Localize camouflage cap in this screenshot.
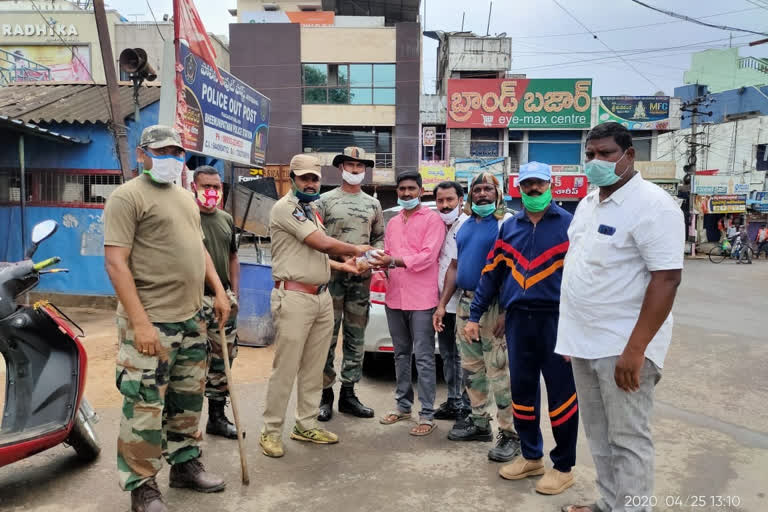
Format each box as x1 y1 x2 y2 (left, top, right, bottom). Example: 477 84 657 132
139 124 183 149
332 146 375 169
290 154 321 177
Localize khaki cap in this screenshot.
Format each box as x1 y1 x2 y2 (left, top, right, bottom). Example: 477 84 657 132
140 124 183 149
290 154 321 177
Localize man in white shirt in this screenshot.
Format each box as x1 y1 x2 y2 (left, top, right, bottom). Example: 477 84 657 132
557 122 684 512
433 181 470 420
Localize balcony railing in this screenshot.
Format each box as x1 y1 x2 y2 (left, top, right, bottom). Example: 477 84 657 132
738 56 768 74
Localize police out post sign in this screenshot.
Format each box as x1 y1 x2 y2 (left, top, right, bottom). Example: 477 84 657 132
177 42 271 167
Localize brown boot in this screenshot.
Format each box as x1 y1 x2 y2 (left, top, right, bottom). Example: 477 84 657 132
169 458 226 493
130 478 167 512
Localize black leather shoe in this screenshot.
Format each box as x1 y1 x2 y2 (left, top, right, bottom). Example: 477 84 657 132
488 429 522 462
169 458 226 493
433 401 458 420
131 478 167 512
338 385 374 418
318 387 334 422
447 417 493 441
206 399 240 439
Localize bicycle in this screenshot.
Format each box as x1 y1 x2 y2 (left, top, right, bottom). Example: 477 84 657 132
709 237 753 264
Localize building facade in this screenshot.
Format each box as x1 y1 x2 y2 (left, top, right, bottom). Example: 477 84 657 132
229 0 421 205
684 48 768 94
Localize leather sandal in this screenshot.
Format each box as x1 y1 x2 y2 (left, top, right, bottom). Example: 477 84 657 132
409 420 436 436
379 410 412 424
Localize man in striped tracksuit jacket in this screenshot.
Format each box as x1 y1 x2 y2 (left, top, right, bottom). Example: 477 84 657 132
463 161 579 496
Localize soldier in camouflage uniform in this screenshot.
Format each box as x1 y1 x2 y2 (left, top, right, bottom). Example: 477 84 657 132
104 125 230 512
193 166 241 440
433 172 520 463
315 147 385 421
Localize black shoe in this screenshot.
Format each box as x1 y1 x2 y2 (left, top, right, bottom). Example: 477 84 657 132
433 401 458 420
447 417 492 441
206 399 240 439
488 430 522 462
318 387 334 422
169 458 226 493
338 385 374 418
131 478 167 512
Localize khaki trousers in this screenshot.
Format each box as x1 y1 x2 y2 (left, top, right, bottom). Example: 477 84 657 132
262 287 334 435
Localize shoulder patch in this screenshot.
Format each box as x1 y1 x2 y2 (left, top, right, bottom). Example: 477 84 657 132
292 206 307 222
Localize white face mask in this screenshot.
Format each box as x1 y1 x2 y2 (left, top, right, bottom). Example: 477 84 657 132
439 205 461 225
143 151 185 184
342 170 365 185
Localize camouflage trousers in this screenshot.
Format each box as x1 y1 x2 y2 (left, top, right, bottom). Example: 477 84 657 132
456 290 515 432
115 313 207 491
202 291 239 402
323 271 371 388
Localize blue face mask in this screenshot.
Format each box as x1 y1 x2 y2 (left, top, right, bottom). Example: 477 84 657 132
584 151 629 187
471 202 497 217
291 180 320 202
397 197 420 210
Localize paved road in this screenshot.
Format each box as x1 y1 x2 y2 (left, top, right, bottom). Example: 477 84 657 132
1 259 767 511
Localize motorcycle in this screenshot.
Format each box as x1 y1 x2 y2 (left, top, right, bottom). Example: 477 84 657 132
0 220 100 468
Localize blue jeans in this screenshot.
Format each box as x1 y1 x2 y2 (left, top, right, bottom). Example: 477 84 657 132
385 307 436 421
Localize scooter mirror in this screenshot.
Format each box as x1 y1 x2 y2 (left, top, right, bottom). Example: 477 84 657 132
31 220 58 245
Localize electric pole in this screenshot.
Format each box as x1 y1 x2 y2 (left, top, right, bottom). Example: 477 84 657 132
680 92 713 256
94 0 132 181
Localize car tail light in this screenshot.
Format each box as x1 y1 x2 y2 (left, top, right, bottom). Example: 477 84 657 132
378 346 394 352
370 270 387 305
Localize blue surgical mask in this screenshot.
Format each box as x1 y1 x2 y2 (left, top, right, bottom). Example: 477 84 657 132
584 151 630 187
397 197 420 210
471 202 496 218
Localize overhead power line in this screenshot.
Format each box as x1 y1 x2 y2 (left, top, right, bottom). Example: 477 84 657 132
551 0 660 90
630 0 768 36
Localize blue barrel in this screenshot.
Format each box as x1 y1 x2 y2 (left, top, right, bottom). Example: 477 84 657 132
237 261 275 347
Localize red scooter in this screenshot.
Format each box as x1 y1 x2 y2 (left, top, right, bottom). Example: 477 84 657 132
0 220 100 468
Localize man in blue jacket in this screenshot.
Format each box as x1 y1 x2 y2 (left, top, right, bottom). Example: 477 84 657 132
464 161 578 496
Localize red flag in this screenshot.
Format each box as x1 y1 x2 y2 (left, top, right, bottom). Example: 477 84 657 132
173 0 222 82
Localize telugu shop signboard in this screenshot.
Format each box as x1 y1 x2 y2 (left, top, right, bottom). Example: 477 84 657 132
446 78 592 130
177 41 271 167
597 96 671 130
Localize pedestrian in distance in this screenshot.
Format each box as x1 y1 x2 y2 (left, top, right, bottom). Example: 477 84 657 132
316 147 384 422
192 166 241 440
434 173 521 464
432 180 472 422
371 171 445 436
104 125 230 512
557 122 684 512
756 224 768 259
464 163 577 493
259 154 372 459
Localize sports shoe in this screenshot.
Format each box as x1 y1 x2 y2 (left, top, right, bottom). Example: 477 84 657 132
535 468 575 495
290 426 339 444
499 457 545 480
259 432 284 458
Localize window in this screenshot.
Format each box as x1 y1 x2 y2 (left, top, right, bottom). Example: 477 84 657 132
302 63 396 105
632 130 652 161
509 130 524 169
757 144 768 171
302 127 393 167
0 170 121 206
422 125 447 161
470 129 500 157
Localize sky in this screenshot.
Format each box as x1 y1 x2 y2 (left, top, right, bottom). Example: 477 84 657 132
105 0 768 96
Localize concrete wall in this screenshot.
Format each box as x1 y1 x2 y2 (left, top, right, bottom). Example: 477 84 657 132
0 206 113 295
684 48 768 94
657 116 768 190
300 27 396 62
230 23 302 165
394 22 420 176
0 10 123 84
446 36 511 72
420 94 446 124
237 0 322 18
301 104 396 125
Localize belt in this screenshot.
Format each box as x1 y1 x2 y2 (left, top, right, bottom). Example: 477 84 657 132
274 280 328 295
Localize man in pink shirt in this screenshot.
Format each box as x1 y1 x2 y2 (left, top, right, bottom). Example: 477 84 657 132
373 171 446 436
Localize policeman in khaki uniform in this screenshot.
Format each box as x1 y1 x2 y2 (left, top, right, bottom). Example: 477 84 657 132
259 154 371 458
